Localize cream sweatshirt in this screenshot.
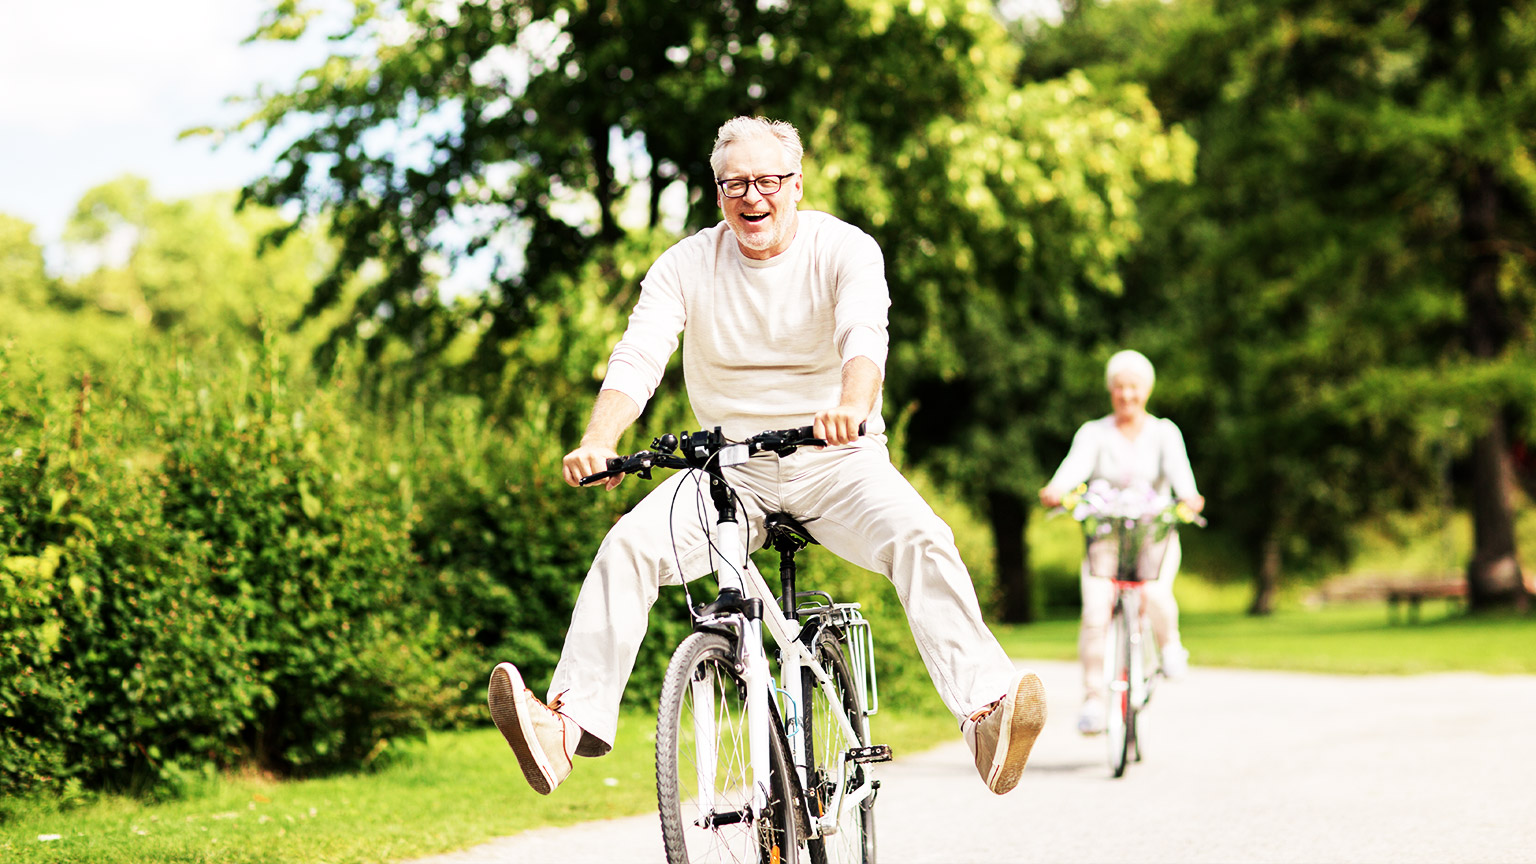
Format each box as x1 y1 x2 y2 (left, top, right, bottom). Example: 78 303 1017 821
601 211 890 440
1047 415 1201 501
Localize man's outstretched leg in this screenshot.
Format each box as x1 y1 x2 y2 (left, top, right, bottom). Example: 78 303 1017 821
489 470 744 792
488 662 582 795
788 445 1047 795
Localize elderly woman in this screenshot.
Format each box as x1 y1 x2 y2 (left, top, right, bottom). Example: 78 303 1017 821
1038 350 1205 735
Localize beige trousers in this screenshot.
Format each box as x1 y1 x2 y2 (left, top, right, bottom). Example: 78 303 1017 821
1078 531 1182 700
549 438 1018 753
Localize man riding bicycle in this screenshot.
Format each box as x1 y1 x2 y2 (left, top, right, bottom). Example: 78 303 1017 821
488 115 1046 798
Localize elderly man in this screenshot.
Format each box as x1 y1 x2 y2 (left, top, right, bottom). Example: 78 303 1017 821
488 115 1045 796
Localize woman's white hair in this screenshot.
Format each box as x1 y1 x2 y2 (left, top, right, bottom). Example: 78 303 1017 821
1105 349 1156 391
709 116 804 177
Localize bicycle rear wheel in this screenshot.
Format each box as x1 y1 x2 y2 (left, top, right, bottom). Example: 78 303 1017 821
804 630 875 864
657 631 801 864
1106 599 1135 778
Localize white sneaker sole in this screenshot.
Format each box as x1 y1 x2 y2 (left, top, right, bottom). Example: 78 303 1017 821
488 662 558 795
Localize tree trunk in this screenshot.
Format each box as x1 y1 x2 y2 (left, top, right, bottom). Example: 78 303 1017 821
1248 529 1280 616
590 121 621 242
1460 160 1525 610
649 160 664 229
989 490 1034 624
1467 416 1525 609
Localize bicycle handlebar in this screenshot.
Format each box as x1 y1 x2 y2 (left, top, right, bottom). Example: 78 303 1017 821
579 422 865 486
1047 502 1207 529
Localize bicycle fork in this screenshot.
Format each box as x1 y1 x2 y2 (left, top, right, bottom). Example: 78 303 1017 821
693 477 777 827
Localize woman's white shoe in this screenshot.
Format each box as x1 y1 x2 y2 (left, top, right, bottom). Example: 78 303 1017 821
1077 698 1106 735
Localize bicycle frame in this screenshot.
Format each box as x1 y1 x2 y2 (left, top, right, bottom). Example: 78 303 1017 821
608 429 876 851
1058 485 1205 778
693 462 877 842
1100 515 1172 776
1106 582 1154 706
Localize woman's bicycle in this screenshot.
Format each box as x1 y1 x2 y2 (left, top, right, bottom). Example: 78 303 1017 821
582 425 886 864
1059 482 1205 778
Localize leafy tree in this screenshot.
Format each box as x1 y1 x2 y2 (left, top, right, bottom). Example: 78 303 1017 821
229 1 1195 623
831 68 1197 623
1019 0 1536 612
0 214 49 310
61 176 325 342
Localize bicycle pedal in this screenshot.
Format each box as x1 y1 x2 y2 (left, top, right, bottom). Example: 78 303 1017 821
847 745 892 764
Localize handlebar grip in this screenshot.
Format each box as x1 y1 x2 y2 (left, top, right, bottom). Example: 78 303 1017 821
579 469 617 486
579 456 627 486
796 420 867 440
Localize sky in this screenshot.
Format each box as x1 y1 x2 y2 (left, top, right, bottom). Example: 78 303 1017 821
0 0 330 261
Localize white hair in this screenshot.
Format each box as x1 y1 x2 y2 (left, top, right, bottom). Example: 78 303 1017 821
1105 349 1156 390
709 116 804 177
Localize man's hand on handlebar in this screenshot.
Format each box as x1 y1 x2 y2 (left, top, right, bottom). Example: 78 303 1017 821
564 442 623 490
814 406 866 447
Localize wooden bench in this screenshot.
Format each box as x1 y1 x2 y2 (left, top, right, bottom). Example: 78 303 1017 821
1310 573 1467 623
1385 580 1467 623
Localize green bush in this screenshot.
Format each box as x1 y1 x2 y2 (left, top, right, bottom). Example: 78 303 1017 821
151 350 455 776
0 358 245 796
0 344 462 798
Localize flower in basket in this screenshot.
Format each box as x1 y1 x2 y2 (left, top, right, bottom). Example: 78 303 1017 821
1067 481 1173 539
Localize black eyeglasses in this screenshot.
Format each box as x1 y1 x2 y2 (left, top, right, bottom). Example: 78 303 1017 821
717 173 798 199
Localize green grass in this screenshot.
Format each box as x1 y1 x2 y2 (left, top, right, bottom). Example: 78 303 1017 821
994 575 1536 676
0 705 959 864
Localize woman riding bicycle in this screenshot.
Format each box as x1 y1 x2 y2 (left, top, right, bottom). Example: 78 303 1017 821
1037 350 1204 736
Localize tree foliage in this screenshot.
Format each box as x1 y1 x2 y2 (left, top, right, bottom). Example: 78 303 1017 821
229 0 1196 621
1019 0 1536 610
229 2 1082 377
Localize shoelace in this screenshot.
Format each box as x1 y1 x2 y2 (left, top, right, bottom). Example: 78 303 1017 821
966 699 999 726
546 690 575 765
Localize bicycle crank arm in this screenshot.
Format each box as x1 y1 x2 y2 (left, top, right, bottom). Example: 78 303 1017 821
696 809 749 828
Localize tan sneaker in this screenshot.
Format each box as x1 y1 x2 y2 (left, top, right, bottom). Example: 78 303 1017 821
487 662 580 795
963 672 1047 795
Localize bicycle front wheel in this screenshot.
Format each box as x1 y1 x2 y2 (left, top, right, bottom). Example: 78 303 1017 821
657 631 800 864
1106 599 1135 778
804 630 875 864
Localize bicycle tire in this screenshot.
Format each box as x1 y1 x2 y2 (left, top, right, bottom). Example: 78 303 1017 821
1106 599 1134 778
657 631 801 864
803 630 876 864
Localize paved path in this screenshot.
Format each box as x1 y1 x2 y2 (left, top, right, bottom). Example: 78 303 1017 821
408 659 1536 864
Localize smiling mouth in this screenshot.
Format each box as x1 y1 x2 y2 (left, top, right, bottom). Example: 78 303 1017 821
741 212 769 223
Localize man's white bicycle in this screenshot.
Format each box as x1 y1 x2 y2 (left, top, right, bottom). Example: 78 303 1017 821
583 425 886 864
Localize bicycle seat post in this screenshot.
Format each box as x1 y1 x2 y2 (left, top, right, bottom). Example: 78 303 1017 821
764 514 816 623
776 537 799 622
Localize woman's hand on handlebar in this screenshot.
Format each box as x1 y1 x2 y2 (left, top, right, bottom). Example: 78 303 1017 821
1038 486 1065 509
813 406 866 447
564 442 623 490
